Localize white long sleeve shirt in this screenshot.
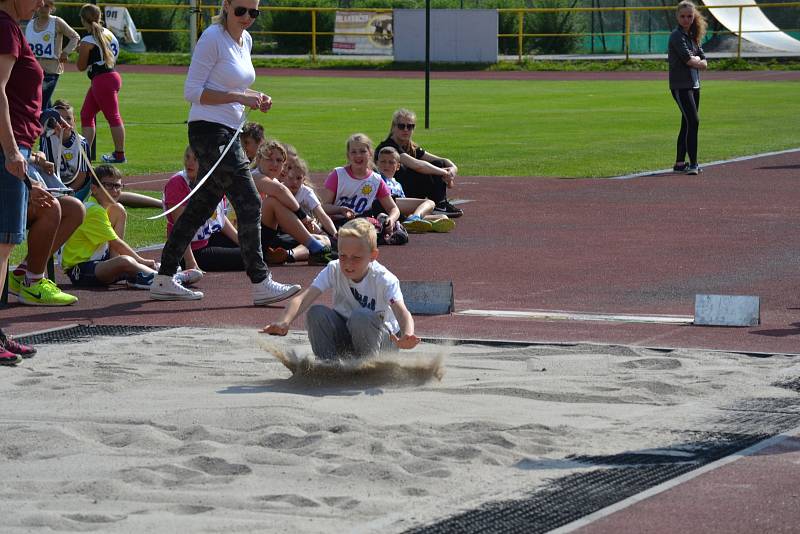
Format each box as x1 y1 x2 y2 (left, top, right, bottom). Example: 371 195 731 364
184 23 255 130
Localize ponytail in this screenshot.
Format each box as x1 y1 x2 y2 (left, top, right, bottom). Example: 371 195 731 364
80 4 115 68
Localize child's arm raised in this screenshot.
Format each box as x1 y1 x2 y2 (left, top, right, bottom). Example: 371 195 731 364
260 286 322 335
389 299 420 350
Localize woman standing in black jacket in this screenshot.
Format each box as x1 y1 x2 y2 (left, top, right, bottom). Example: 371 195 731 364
668 0 707 175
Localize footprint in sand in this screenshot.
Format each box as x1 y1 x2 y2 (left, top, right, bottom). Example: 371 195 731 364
254 494 320 508
321 496 360 510
186 456 252 476
62 513 127 523
617 358 682 371
14 378 41 386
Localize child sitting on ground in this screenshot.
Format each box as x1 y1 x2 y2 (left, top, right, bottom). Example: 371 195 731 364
252 141 336 265
377 146 455 234
261 218 419 360
61 165 192 289
240 121 265 163
280 156 337 242
320 134 402 244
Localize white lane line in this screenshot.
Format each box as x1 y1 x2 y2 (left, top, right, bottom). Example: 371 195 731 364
611 147 800 180
457 309 694 325
549 424 800 533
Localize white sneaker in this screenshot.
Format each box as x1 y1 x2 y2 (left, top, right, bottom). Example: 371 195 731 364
253 274 301 306
175 268 203 286
150 274 204 301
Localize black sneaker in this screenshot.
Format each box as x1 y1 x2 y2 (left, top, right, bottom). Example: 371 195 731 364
686 164 701 175
673 162 688 172
434 200 464 219
308 246 337 266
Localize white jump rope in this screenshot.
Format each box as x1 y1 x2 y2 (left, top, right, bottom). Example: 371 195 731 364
147 110 251 221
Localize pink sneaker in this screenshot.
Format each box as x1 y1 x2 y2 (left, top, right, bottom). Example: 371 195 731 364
0 334 36 358
0 347 22 366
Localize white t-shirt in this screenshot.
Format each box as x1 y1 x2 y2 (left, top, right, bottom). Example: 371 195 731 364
295 184 321 213
311 259 402 334
184 23 256 130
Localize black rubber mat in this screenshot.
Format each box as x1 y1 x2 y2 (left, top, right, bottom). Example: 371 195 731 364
17 324 172 346
408 390 800 534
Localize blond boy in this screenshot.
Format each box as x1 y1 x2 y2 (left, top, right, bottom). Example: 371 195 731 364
261 218 419 359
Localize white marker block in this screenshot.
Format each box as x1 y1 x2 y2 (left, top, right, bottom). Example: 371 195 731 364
400 281 454 315
694 294 760 327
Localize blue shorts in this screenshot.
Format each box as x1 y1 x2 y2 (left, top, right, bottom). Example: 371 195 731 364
66 251 111 287
0 147 31 244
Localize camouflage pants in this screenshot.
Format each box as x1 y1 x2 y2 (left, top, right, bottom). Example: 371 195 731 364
159 120 268 283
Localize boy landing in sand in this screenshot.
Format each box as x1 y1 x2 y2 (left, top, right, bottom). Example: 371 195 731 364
261 218 419 360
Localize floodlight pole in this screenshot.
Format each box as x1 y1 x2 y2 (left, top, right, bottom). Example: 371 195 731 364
425 0 430 129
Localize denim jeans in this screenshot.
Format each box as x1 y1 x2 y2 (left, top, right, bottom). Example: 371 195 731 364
0 147 31 244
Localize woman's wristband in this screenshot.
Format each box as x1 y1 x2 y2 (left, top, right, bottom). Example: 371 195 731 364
294 208 307 220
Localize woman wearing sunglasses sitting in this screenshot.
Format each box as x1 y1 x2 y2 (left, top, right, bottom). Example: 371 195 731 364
375 108 462 218
152 0 300 304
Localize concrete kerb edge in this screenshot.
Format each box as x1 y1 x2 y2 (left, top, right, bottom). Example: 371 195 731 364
611 146 800 180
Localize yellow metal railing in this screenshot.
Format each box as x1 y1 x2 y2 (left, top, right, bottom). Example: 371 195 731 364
57 2 800 61
497 3 800 61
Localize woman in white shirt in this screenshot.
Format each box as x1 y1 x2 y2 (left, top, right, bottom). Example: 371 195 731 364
150 0 300 305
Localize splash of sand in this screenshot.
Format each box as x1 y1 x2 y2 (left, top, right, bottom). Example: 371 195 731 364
256 337 446 386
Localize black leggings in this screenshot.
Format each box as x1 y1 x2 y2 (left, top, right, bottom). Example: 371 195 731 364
671 88 700 165
192 227 279 272
396 158 448 204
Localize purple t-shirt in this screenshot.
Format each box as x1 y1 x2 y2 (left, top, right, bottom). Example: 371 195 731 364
0 11 43 148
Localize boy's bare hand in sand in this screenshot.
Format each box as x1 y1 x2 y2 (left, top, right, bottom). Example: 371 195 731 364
261 323 288 336
391 333 420 350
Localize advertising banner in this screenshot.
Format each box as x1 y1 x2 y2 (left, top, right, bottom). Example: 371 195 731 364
333 11 393 56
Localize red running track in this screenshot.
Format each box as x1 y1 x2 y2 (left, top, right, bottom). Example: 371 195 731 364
2 150 799 355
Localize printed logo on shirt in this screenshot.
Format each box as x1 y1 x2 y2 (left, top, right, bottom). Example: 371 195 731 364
360 183 373 195
65 153 74 161
43 34 51 42
350 287 376 311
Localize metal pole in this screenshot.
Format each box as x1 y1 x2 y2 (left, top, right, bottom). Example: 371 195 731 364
737 6 743 59
425 0 430 129
624 9 630 60
190 0 198 52
518 11 523 62
311 9 317 61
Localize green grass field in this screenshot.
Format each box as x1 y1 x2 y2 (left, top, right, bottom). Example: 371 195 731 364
9 72 799 266
52 73 800 178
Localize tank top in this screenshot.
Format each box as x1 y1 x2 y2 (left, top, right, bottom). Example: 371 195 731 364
24 17 57 59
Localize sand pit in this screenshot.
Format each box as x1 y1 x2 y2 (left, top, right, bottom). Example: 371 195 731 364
1 327 798 533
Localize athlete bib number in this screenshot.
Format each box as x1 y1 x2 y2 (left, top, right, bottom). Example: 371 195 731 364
29 42 53 58
338 195 370 214
109 42 119 57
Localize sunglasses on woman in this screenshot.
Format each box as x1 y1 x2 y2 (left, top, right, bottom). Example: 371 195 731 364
233 6 260 18
396 123 415 131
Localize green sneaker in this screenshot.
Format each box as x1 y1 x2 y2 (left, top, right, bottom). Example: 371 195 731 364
430 218 456 233
7 270 23 296
18 278 78 306
402 215 433 234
